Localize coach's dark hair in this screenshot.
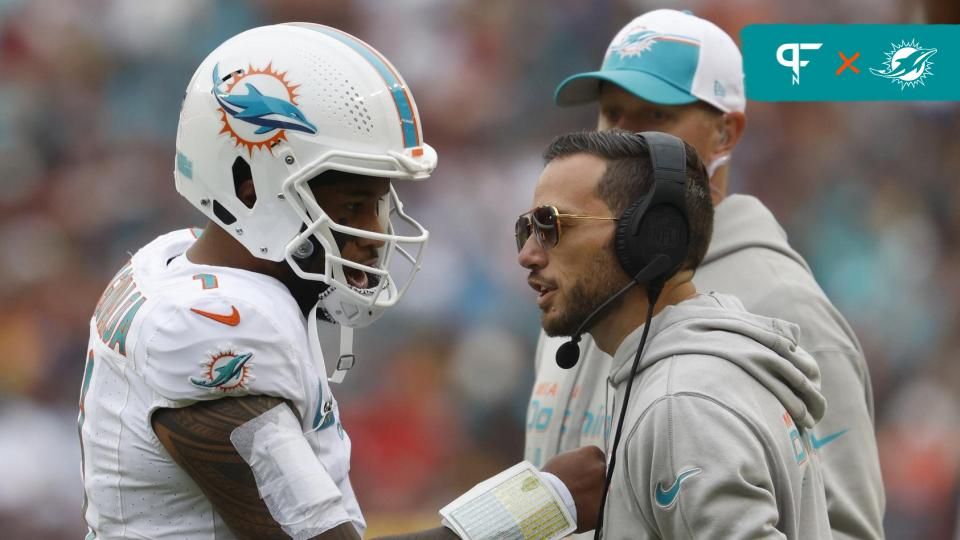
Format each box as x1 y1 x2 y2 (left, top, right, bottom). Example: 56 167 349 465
543 129 713 272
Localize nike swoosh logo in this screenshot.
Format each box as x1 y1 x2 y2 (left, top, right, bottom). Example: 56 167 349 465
810 429 848 450
654 467 702 508
190 306 241 326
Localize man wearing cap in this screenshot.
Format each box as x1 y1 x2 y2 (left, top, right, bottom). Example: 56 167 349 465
524 9 884 539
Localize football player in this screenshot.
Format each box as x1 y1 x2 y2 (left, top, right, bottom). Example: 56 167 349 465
79 23 604 540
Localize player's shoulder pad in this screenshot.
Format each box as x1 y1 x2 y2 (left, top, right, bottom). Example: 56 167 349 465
136 260 313 406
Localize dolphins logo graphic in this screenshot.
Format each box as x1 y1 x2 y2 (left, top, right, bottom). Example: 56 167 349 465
191 351 253 391
211 63 316 154
610 30 661 59
870 39 937 90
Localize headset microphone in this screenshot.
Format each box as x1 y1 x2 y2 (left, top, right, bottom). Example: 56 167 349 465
554 338 582 370
554 254 672 369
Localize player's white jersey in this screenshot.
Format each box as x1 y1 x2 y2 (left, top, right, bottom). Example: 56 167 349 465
79 229 364 539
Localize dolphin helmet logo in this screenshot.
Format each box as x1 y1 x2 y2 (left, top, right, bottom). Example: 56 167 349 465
212 62 317 154
870 39 937 90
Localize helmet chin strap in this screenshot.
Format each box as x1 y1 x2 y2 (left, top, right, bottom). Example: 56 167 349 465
331 325 355 384
307 303 356 384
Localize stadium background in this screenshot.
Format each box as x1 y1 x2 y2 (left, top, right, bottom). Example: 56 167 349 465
0 0 957 538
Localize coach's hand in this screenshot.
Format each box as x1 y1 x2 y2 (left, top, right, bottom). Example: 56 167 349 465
542 445 606 533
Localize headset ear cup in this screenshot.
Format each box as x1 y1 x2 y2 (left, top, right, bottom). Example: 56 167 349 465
615 200 646 277
636 204 689 280
615 131 693 285
616 200 690 282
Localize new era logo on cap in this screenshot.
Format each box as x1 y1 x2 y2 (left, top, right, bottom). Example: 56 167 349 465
714 80 726 97
555 9 745 113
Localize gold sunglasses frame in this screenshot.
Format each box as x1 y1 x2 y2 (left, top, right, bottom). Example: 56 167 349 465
515 205 619 252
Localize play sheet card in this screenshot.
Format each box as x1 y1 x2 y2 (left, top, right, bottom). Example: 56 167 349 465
439 461 575 540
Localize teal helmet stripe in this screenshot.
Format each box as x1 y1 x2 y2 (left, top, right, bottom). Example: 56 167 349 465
603 38 701 94
305 25 421 148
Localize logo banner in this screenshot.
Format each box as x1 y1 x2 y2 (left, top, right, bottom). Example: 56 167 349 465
742 25 960 101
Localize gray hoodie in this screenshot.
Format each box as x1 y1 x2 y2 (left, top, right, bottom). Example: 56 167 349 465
694 195 883 540
600 292 830 539
526 195 883 538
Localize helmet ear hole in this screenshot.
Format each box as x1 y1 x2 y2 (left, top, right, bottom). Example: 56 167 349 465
232 157 256 209
212 200 237 225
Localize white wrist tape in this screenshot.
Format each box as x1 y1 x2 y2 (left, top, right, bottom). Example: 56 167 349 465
230 404 350 540
439 461 576 540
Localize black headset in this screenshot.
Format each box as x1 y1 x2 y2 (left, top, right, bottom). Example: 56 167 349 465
561 131 693 540
613 130 690 286
555 131 692 370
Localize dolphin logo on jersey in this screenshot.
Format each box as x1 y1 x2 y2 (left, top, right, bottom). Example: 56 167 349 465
212 63 317 154
869 39 937 90
191 351 253 391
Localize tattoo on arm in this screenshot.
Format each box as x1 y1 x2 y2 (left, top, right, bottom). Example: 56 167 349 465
152 395 294 540
153 398 457 540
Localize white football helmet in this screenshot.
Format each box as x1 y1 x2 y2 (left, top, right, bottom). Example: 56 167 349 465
175 23 436 328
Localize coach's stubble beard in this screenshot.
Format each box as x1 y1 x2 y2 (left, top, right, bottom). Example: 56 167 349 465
541 242 631 338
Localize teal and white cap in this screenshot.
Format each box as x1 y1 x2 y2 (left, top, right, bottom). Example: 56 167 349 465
555 9 745 113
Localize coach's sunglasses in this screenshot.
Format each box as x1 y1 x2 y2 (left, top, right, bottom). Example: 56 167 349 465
515 205 619 253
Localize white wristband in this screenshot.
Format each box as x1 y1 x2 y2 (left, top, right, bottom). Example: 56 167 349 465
539 472 577 525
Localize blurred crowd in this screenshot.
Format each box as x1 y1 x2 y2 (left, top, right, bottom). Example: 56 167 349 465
0 0 958 538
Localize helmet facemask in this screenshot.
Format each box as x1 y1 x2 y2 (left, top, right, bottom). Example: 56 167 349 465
281 158 428 328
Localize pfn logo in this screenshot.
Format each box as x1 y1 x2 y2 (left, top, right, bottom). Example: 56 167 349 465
777 43 823 85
